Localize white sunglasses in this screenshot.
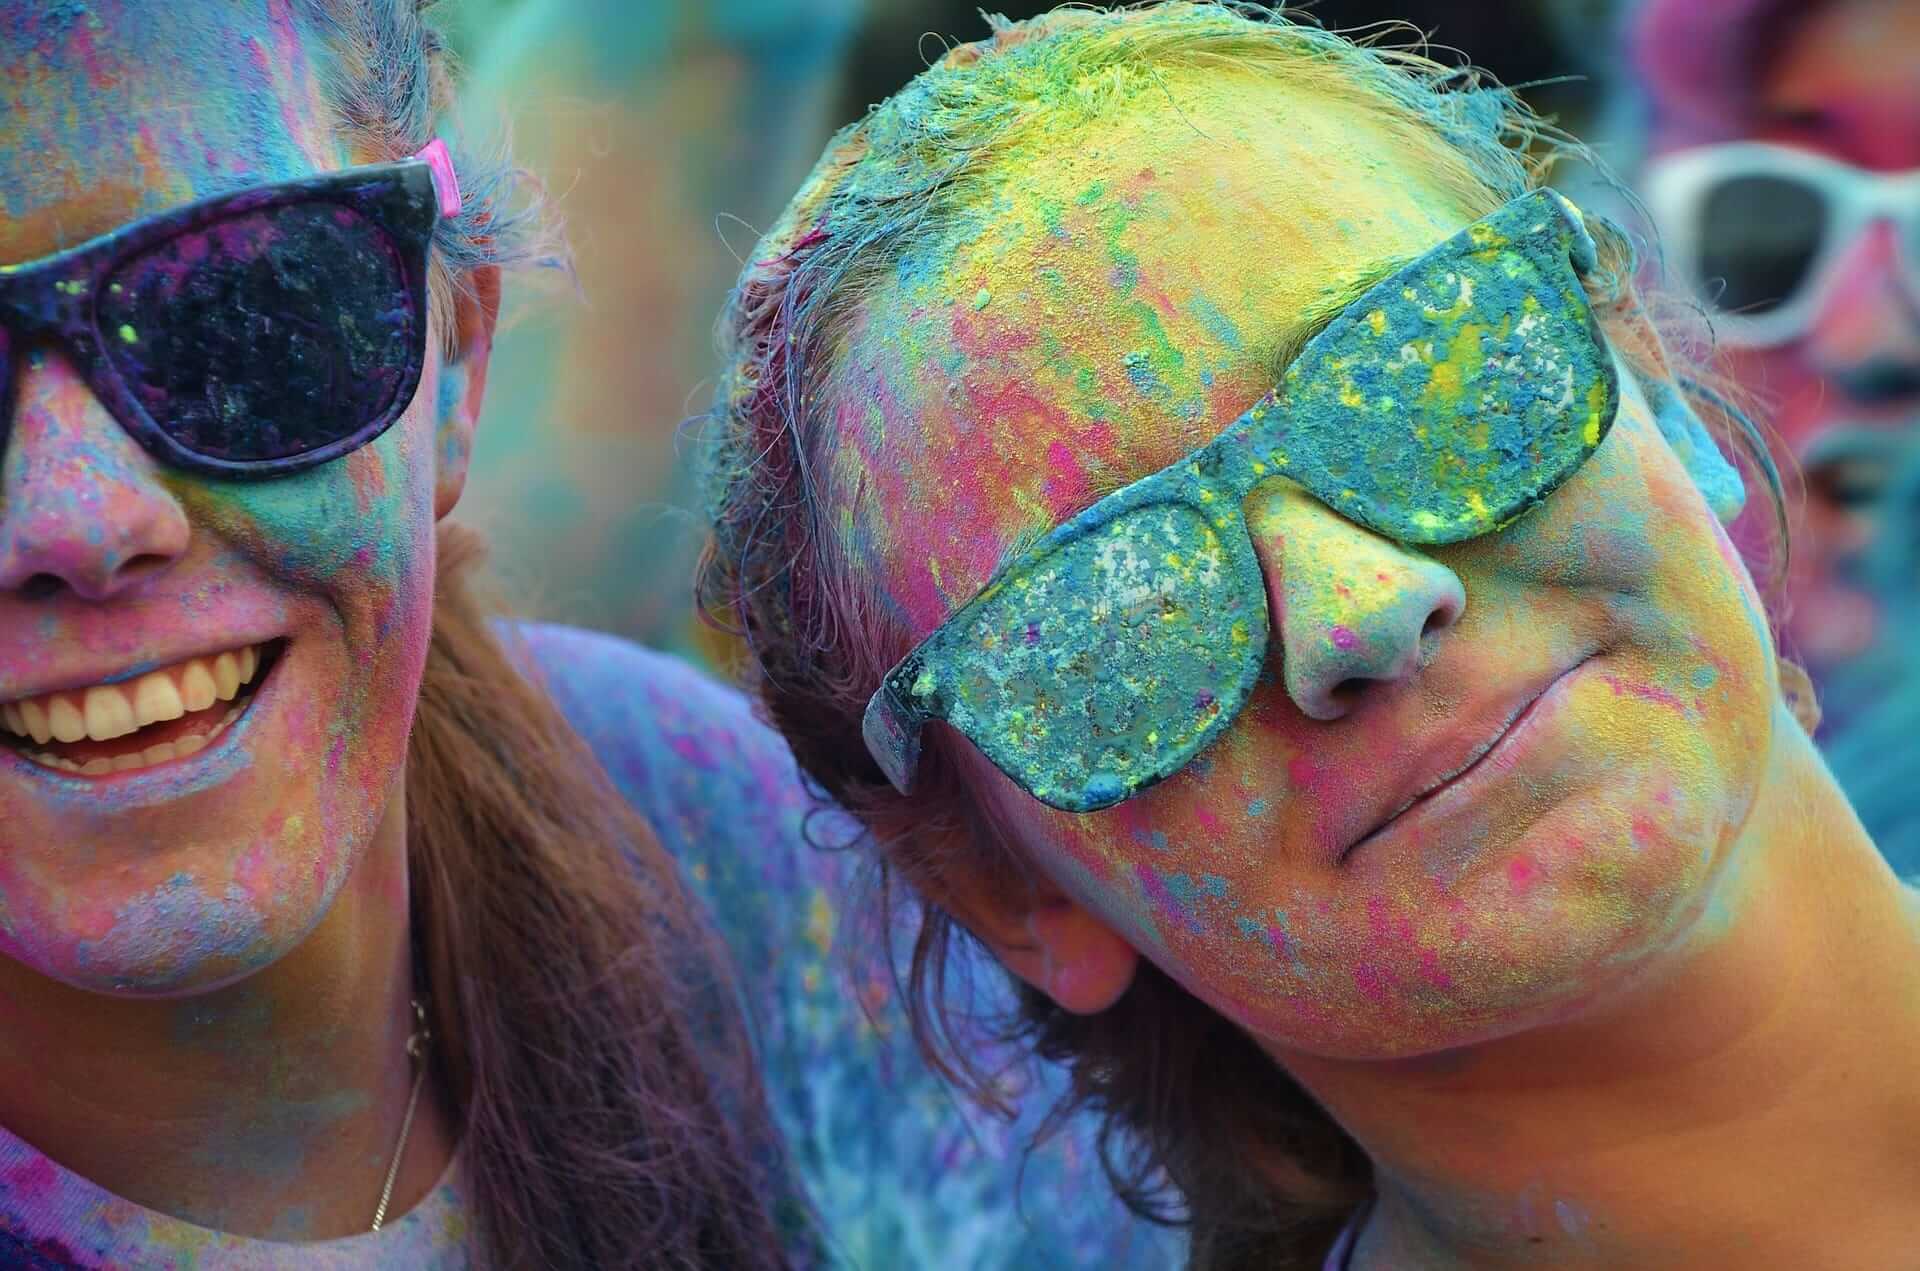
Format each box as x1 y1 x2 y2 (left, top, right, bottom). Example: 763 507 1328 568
1643 142 1920 348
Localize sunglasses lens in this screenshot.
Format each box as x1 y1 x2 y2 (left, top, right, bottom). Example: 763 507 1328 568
926 503 1265 812
98 202 422 465
1694 174 1827 317
1276 192 1616 544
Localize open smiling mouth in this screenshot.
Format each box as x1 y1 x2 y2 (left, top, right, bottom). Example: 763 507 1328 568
0 641 285 777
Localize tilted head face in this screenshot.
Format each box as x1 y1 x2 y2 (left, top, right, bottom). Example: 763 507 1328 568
0 0 487 994
809 41 1780 1059
1635 0 1920 667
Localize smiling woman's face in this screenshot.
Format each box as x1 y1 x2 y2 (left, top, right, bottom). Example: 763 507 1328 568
827 68 1781 1059
0 2 447 994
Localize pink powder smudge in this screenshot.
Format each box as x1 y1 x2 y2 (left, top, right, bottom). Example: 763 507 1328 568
1041 439 1094 516
1132 863 1199 935
1352 962 1392 1004
1599 673 1689 716
1330 625 1359 651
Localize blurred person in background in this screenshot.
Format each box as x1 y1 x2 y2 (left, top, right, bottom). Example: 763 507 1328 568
1626 0 1920 875
444 0 865 652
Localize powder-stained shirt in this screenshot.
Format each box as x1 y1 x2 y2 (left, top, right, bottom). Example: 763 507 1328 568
520 624 1185 1270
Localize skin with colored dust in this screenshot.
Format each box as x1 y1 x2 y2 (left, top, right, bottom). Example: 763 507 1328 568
831 62 1779 1064
717 16 1920 1266
868 190 1617 812
0 0 468 1250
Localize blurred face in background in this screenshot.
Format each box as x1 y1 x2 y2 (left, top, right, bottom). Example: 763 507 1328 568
1639 0 1920 670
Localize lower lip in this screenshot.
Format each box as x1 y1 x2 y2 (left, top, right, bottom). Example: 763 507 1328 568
1343 654 1596 861
0 648 286 795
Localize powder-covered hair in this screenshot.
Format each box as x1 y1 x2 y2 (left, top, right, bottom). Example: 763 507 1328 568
699 5 1782 1269
302 2 801 1266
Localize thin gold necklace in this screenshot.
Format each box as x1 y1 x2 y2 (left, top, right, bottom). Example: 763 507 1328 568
369 998 432 1233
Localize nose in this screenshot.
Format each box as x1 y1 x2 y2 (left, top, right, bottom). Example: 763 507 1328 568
1246 478 1465 721
1804 221 1920 407
0 347 190 600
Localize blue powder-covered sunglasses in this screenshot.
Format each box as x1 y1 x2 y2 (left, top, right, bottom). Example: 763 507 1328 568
863 189 1619 814
0 143 461 479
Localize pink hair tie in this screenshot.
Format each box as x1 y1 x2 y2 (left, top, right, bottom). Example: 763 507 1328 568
413 138 463 219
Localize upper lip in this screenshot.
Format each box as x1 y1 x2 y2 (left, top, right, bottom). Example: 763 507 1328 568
1335 654 1593 862
0 637 282 706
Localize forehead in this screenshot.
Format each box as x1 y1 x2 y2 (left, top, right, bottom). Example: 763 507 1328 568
1759 0 1920 168
0 0 346 261
823 67 1473 638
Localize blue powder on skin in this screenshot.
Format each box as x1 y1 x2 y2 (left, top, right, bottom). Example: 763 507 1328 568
77 873 272 991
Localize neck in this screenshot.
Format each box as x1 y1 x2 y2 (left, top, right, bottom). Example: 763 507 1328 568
0 786 454 1242
1286 705 1920 1269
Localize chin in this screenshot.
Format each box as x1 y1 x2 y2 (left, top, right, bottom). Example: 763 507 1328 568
1244 766 1741 1063
0 827 359 998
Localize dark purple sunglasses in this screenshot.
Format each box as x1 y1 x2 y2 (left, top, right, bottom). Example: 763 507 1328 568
0 143 462 480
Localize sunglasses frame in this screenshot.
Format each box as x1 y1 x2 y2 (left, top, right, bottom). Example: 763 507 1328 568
1644 141 1920 349
0 155 448 480
862 188 1619 813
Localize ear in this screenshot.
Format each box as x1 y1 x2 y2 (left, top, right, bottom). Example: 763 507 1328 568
1643 376 1747 524
940 858 1141 1015
433 263 502 521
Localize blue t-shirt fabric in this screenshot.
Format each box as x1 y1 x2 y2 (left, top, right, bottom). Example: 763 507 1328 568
517 623 1184 1269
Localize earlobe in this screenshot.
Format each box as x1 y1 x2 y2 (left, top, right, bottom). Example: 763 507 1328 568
1014 896 1142 1014
432 264 502 521
945 862 1141 1015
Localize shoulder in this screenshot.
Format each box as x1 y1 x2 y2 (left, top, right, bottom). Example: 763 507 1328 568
503 624 1186 1269
506 622 832 863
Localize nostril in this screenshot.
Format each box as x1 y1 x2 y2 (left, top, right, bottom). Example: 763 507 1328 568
21 573 62 600
1422 609 1448 638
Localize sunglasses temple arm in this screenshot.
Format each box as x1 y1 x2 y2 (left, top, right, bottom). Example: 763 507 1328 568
413 139 463 220
862 680 930 797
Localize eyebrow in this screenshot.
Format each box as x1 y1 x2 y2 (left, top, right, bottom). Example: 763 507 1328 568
992 250 1426 570
1264 250 1417 385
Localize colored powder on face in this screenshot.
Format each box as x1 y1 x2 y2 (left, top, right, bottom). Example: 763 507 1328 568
75 874 270 991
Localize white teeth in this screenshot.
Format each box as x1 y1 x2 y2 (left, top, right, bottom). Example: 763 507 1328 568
134 672 186 727
213 653 241 702
83 685 138 743
19 700 51 746
47 698 85 745
1 642 272 772
180 662 218 713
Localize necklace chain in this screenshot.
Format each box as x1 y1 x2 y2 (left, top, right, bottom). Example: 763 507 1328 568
369 998 431 1233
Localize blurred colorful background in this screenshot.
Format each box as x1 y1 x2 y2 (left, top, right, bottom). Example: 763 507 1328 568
441 0 1919 868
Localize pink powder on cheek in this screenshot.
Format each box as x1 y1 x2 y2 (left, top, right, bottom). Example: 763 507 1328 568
1598 673 1690 717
